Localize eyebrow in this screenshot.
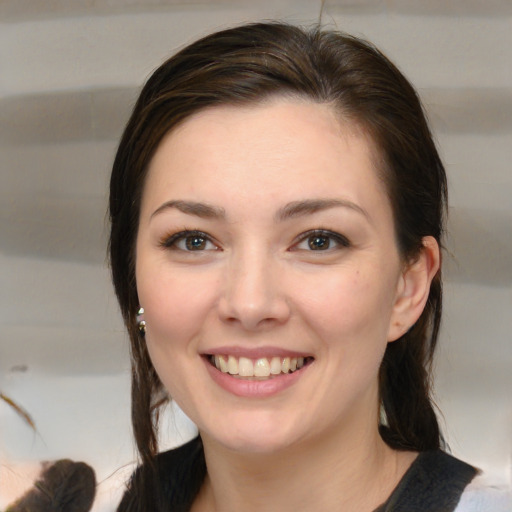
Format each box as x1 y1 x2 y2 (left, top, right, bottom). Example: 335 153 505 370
275 198 369 222
151 200 226 219
150 198 369 222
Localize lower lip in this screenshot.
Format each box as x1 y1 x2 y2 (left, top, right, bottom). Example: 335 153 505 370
203 358 310 398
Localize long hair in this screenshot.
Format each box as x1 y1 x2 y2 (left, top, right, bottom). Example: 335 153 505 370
109 22 447 509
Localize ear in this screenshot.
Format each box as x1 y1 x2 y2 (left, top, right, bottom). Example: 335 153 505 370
387 236 440 342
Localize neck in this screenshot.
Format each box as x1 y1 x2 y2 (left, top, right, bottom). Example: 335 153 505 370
193 414 416 512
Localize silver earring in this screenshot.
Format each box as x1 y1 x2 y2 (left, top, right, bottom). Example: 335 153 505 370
136 307 146 335
379 403 389 427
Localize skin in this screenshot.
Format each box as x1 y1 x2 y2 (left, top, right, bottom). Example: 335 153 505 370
135 99 440 511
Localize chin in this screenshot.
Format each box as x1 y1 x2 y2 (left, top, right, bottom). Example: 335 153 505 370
201 415 301 455
217 433 295 455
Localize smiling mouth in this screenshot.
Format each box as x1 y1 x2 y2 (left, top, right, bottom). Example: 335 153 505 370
207 355 314 380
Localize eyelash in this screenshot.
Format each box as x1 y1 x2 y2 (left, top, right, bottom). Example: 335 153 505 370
159 230 218 251
291 229 350 252
160 229 350 253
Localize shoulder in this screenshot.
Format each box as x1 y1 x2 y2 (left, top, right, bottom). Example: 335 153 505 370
376 450 478 511
454 475 512 512
133 435 204 483
155 435 204 470
118 436 205 511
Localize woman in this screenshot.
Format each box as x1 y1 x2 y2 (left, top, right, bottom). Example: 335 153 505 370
109 22 504 512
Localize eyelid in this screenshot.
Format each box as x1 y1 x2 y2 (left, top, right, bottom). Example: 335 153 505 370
159 228 349 252
159 229 219 250
290 229 351 251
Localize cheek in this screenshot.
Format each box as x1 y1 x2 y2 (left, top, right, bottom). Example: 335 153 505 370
297 265 397 340
137 268 221 403
137 265 220 351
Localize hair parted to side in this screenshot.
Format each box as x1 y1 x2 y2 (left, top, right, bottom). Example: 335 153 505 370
109 18 447 491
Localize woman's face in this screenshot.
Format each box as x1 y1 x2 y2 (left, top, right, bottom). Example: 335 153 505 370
136 99 407 453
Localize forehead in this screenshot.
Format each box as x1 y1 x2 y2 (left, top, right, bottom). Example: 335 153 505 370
142 99 390 220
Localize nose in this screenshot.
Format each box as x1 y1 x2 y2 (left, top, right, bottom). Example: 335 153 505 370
217 247 291 331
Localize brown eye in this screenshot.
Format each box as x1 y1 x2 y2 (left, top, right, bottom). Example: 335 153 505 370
160 230 218 252
307 234 331 250
292 229 350 252
185 235 208 250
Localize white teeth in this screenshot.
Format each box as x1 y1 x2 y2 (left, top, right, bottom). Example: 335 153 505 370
219 355 228 373
254 358 270 377
227 355 238 375
213 355 308 378
270 357 282 375
238 357 254 377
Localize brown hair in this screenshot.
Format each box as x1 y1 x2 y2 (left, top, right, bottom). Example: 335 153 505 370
6 460 96 512
109 21 447 507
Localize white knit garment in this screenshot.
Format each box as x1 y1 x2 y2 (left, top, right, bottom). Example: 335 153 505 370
454 475 512 512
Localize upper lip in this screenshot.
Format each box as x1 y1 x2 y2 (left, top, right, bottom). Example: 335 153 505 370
201 346 313 359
